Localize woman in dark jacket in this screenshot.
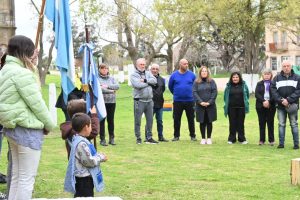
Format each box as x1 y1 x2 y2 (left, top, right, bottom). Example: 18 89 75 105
255 68 276 145
224 72 249 144
193 66 217 145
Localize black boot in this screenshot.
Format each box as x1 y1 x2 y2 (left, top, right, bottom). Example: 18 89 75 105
109 137 116 145
159 137 169 142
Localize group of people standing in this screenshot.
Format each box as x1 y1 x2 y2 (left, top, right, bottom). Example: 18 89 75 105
130 57 300 150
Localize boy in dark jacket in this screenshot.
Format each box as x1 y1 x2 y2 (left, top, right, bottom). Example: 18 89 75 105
60 99 99 159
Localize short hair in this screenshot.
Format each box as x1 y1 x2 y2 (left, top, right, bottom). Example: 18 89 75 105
136 58 145 66
229 71 243 84
261 68 273 79
67 99 86 119
98 63 108 70
71 113 91 133
149 63 159 70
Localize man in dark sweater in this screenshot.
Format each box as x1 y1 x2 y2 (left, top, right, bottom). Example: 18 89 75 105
168 59 196 141
271 60 300 149
150 64 168 142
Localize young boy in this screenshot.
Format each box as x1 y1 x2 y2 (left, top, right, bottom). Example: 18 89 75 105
60 99 99 159
64 113 107 197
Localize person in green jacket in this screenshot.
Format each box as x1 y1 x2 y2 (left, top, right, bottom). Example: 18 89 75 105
224 72 249 144
0 35 55 200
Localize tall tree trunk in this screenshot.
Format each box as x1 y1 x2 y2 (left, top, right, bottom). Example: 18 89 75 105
117 0 124 71
166 44 173 74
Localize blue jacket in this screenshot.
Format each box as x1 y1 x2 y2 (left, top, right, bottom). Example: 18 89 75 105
64 135 104 193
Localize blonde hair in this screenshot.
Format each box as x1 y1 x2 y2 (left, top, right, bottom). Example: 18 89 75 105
196 66 212 83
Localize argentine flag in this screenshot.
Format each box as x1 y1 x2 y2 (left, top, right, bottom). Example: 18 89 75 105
45 0 75 103
79 43 107 120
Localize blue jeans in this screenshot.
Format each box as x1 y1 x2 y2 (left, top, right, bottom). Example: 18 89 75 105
153 107 163 138
277 108 299 146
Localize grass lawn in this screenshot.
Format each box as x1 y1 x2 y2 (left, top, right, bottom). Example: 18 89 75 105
1 74 300 199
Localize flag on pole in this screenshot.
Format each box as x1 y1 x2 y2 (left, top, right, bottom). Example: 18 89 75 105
79 43 107 120
45 0 75 103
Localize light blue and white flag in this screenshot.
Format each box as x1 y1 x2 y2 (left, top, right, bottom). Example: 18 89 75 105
79 43 107 120
45 0 75 103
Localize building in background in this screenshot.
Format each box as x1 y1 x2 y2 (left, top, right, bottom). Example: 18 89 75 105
265 24 300 72
0 0 15 46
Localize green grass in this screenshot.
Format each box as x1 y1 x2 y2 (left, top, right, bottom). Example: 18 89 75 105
1 75 300 199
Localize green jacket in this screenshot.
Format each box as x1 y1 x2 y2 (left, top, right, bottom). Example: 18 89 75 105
0 55 55 131
223 81 250 117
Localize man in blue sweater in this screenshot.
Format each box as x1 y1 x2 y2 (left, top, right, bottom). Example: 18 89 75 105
168 59 196 141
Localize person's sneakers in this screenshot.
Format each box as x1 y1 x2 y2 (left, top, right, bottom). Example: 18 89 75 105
200 139 206 145
227 141 233 144
191 137 197 141
293 145 299 150
0 192 7 200
109 138 116 145
277 144 284 148
259 141 264 145
145 138 159 144
158 137 169 142
269 142 275 146
241 141 248 145
172 137 179 142
0 174 6 184
206 138 212 145
136 138 142 144
100 140 108 146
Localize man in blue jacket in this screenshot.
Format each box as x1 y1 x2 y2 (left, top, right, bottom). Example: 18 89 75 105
168 59 196 141
271 60 300 149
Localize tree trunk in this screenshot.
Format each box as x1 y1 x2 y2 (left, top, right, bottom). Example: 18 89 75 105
166 44 173 74
174 37 192 70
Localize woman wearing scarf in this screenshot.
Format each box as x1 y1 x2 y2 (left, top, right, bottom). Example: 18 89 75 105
255 68 276 145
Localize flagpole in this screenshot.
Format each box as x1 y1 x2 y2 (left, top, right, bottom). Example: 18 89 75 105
84 16 97 150
35 0 46 48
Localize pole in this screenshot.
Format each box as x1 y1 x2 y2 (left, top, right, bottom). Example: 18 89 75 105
84 14 97 149
35 0 46 48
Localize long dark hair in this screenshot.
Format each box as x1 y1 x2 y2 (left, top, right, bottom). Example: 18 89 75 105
229 71 243 85
7 35 35 71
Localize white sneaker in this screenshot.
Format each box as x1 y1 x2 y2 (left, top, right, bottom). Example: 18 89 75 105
227 141 233 144
200 139 206 145
241 141 248 144
206 138 212 145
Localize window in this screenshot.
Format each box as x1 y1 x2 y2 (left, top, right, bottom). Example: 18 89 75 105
281 56 290 62
296 56 300 66
281 31 287 44
273 32 278 43
271 57 277 70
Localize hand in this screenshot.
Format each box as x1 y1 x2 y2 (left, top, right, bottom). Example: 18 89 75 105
263 100 270 108
101 84 108 89
282 99 289 107
91 106 97 114
140 79 145 82
99 153 108 162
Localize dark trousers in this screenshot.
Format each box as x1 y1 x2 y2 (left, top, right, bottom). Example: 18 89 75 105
200 110 212 139
74 176 94 197
228 107 246 143
100 103 116 141
256 107 276 143
173 102 195 138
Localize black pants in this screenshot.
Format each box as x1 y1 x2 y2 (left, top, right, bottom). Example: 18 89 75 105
200 110 212 139
100 103 116 141
173 102 195 138
256 107 276 143
228 107 246 143
74 176 94 197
